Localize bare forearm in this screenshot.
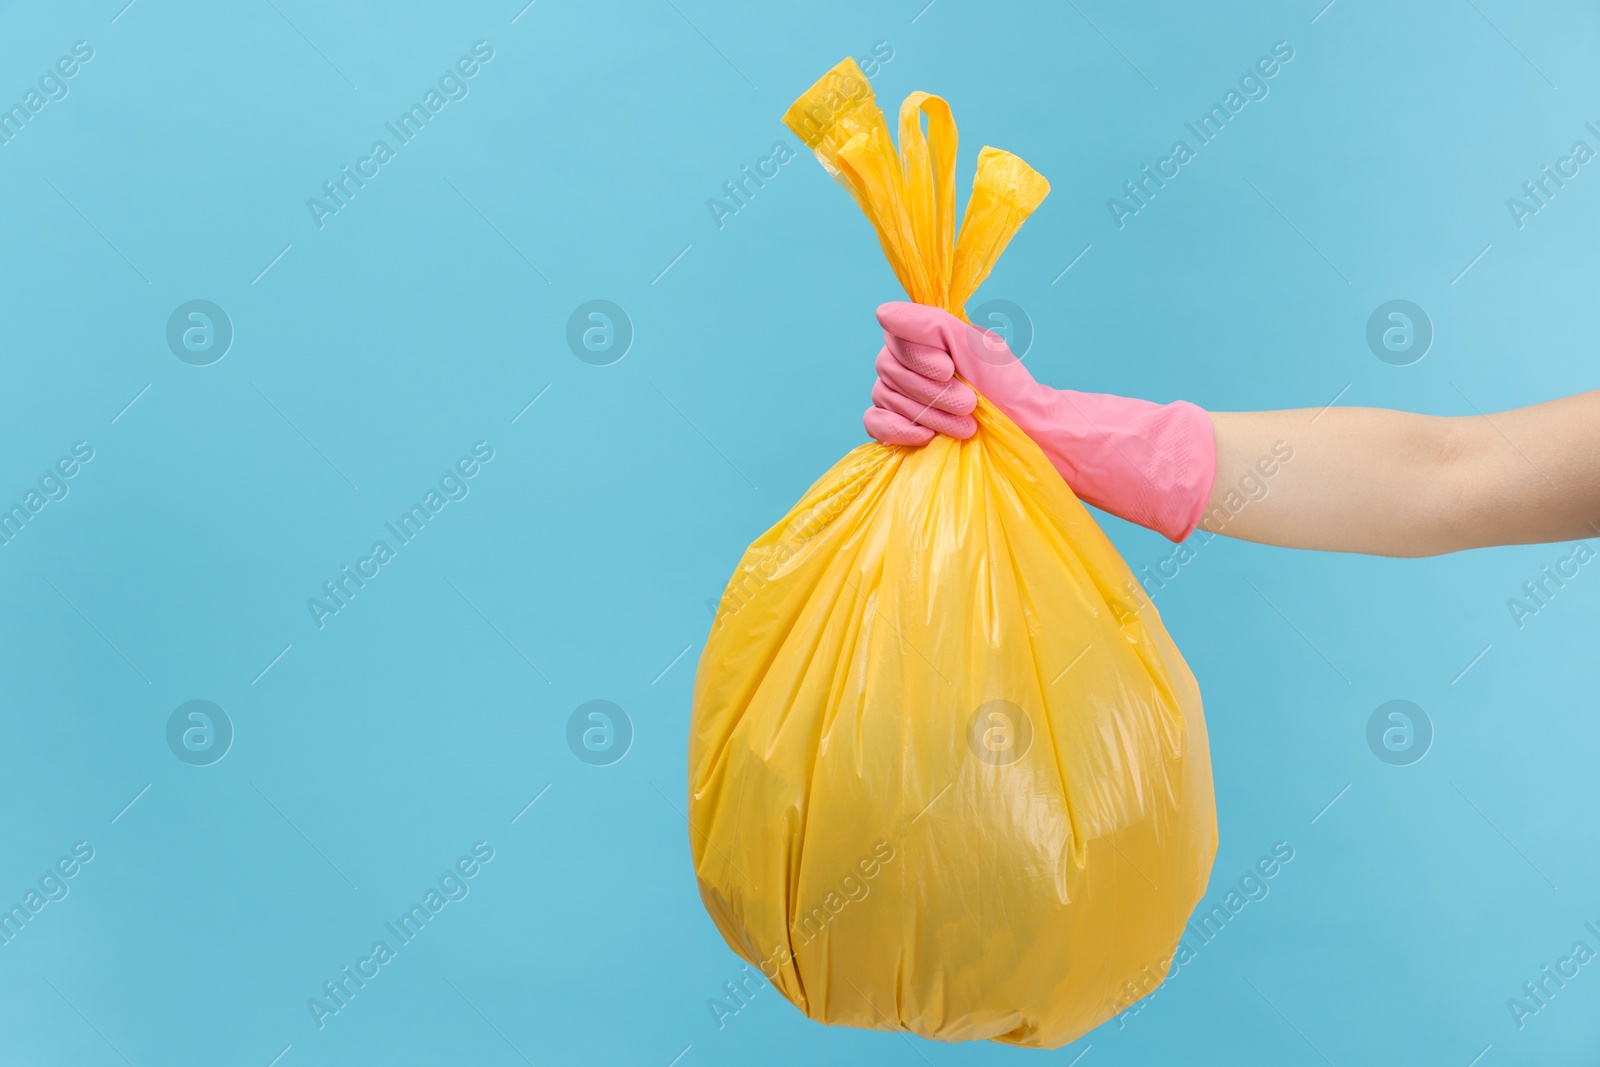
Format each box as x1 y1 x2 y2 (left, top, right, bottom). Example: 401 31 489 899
1201 393 1600 556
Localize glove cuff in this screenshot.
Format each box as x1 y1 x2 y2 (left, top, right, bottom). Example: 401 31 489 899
1024 391 1217 543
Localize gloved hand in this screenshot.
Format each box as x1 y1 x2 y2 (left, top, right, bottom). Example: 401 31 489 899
864 302 1217 543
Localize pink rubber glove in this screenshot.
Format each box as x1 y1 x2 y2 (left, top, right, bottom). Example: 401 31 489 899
864 302 1216 542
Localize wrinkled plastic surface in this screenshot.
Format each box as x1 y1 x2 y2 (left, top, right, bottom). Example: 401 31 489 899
687 59 1218 1049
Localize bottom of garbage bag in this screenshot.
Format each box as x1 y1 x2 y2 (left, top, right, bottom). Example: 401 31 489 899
741 953 1183 1049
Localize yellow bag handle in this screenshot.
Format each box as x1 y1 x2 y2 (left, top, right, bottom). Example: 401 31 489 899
898 91 957 303
783 58 1049 319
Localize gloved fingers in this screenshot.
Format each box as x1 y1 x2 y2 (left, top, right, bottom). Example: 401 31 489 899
864 406 935 446
884 333 956 381
876 347 977 416
871 380 978 440
880 300 1023 376
876 301 963 350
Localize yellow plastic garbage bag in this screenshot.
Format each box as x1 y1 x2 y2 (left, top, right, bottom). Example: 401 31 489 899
688 58 1218 1048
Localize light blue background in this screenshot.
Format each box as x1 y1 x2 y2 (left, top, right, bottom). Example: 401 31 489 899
1 1 1597 1064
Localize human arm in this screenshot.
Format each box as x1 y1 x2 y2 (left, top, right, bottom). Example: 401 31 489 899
866 302 1600 557
1205 397 1600 556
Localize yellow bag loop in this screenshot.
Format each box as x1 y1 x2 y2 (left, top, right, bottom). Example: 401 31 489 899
950 146 1051 311
897 91 957 307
